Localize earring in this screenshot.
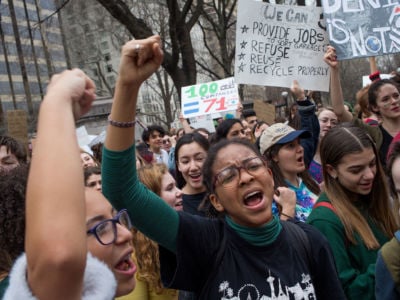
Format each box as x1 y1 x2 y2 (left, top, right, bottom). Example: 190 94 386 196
331 174 337 179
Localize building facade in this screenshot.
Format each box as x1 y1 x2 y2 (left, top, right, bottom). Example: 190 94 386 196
0 0 68 133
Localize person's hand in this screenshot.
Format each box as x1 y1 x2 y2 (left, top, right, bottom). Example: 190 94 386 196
290 80 305 101
170 135 177 147
324 46 339 70
118 35 164 88
178 112 186 123
273 187 296 218
46 69 96 120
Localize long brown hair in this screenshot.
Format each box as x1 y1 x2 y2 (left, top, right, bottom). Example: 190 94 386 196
321 124 397 249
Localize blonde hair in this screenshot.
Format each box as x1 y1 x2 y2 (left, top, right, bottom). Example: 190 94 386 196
321 125 397 249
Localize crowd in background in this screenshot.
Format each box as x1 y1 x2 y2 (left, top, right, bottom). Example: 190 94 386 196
0 36 399 300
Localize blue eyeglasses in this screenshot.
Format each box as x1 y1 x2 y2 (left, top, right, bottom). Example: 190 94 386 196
87 209 132 245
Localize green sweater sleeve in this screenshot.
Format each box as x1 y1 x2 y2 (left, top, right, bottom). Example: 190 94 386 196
309 218 376 299
102 145 179 253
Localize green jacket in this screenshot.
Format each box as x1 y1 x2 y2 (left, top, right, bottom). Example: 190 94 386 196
307 193 389 300
0 276 9 299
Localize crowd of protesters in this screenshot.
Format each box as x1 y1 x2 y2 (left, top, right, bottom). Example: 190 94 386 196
0 35 399 300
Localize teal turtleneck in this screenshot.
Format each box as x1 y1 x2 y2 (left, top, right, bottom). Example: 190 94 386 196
225 215 282 246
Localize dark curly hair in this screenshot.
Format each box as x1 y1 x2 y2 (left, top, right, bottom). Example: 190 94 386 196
0 165 29 275
0 135 28 164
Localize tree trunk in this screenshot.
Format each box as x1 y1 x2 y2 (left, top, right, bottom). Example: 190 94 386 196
95 0 199 99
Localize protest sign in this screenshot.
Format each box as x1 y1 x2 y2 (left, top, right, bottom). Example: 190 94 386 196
253 100 276 125
7 110 28 145
181 77 239 118
323 0 400 59
235 0 329 91
188 114 216 133
76 126 94 148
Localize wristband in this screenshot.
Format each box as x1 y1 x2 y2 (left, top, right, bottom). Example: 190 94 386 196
108 115 136 128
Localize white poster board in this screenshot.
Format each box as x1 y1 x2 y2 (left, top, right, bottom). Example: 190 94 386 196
235 0 330 91
362 73 393 87
181 77 239 118
188 114 216 133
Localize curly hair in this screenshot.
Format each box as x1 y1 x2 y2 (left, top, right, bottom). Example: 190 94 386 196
135 164 177 295
0 165 29 276
0 135 28 164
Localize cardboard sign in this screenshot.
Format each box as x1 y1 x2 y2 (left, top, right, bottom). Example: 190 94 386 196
7 110 28 145
235 0 330 91
253 100 276 125
323 0 400 59
188 114 216 133
181 77 239 118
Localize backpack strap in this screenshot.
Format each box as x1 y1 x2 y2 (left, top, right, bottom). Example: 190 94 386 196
281 221 314 280
313 201 336 213
313 201 351 248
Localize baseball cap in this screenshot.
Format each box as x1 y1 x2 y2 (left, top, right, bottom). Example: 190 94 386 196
259 123 311 155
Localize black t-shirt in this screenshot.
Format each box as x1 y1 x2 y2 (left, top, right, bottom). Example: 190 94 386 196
160 213 345 299
182 192 207 217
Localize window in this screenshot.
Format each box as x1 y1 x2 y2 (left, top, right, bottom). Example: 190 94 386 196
101 41 109 50
104 53 111 61
107 75 115 85
106 65 113 73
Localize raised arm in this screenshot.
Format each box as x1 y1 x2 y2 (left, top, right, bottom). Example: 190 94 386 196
105 36 163 150
179 112 193 134
324 46 353 122
290 80 320 167
102 36 180 253
25 69 95 300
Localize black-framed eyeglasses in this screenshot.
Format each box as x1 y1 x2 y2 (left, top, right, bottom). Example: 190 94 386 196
87 209 133 245
213 157 266 188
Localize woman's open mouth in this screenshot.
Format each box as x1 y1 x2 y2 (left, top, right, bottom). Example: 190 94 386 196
243 191 264 208
115 254 136 276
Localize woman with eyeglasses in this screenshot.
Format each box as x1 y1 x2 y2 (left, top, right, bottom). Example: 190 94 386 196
102 35 345 299
4 70 136 299
307 124 398 299
325 45 400 169
308 108 339 185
